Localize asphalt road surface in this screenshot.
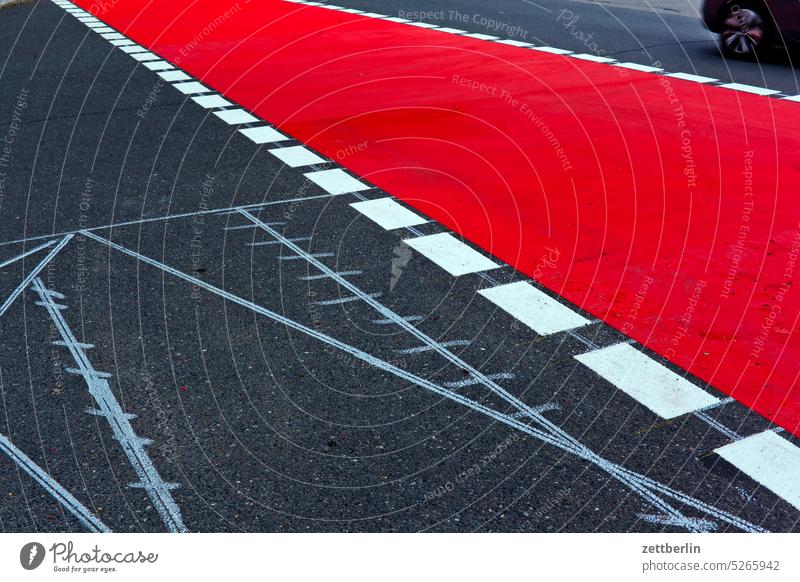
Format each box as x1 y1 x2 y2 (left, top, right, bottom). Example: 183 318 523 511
0 0 798 533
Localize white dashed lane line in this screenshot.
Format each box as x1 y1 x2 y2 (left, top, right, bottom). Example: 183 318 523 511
404 233 500 276
715 431 800 511
191 94 231 108
717 82 782 96
574 343 719 419
349 197 428 230
171 81 211 94
213 109 260 125
478 281 590 336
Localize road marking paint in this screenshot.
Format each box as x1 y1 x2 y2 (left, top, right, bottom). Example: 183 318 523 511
782 95 800 102
278 252 335 261
99 32 125 40
350 197 428 230
478 281 590 335
315 292 382 306
142 60 174 71
444 372 514 388
171 80 210 94
129 51 161 62
717 82 781 96
397 339 470 355
91 26 115 33
495 39 534 47
82 229 766 533
0 432 111 533
437 27 467 34
614 62 663 73
300 270 363 281
404 232 500 276
304 168 371 194
464 33 500 40
238 125 290 144
530 46 573 54
382 17 411 23
267 145 327 167
247 236 312 246
119 45 148 54
408 22 440 29
571 53 616 63
664 73 719 83
575 343 719 419
108 39 135 47
32 278 187 533
191 94 232 108
157 70 191 82
715 431 800 510
213 108 259 125
0 235 73 320
372 314 424 325
0 239 58 270
360 12 387 18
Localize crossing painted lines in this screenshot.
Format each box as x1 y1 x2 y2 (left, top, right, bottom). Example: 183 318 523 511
478 281 590 336
350 197 427 230
575 343 719 419
404 233 499 276
715 431 800 510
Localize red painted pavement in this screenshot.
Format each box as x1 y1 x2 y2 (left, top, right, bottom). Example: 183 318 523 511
75 0 800 435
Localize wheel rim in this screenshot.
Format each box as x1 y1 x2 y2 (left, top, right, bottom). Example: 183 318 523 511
721 8 765 55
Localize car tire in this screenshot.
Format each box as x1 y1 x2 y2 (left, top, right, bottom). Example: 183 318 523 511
719 4 771 59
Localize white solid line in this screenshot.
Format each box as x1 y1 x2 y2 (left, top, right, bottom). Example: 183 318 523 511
715 431 800 510
142 60 173 71
191 94 232 108
478 281 590 335
575 343 719 419
157 70 191 82
404 232 500 276
238 126 290 144
717 82 781 96
350 197 428 230
171 81 210 94
304 168 371 194
267 145 327 167
213 109 259 125
614 62 664 73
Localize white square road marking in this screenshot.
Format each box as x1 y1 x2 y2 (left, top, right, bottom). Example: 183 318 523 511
191 94 232 109
350 197 427 230
267 145 327 167
464 33 500 41
496 39 533 47
408 22 440 29
238 126 290 144
404 233 500 276
109 39 135 47
303 169 371 195
782 95 800 102
119 45 148 54
142 61 174 71
92 27 115 34
717 82 781 96
213 109 259 125
437 27 467 34
129 52 161 62
530 46 573 55
575 343 719 419
478 281 590 335
172 81 210 95
100 32 125 40
157 71 191 82
715 431 800 510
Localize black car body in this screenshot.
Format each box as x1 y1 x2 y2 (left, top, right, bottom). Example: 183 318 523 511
703 0 800 56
